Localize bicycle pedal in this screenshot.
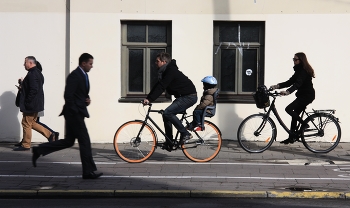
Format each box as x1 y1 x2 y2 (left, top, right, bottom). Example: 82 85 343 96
159 142 173 151
160 145 172 152
196 140 204 145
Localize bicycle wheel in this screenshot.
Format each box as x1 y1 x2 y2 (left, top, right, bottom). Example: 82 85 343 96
237 114 276 153
114 120 156 163
182 120 222 162
301 113 341 153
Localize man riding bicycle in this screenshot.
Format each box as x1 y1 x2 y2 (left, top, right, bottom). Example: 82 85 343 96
143 52 197 151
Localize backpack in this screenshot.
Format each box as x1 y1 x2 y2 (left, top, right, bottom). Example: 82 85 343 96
253 85 270 109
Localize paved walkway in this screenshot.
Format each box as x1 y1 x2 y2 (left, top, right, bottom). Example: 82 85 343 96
1 141 350 198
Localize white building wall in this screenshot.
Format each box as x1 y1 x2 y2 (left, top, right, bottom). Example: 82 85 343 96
1 0 349 143
0 0 66 143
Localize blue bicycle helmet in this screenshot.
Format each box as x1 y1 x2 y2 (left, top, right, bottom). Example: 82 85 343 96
201 76 217 85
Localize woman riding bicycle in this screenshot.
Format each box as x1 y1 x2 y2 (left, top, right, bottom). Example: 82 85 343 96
270 52 316 144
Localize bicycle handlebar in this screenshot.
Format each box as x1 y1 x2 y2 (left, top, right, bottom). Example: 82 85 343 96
141 100 152 106
140 101 166 114
267 90 281 97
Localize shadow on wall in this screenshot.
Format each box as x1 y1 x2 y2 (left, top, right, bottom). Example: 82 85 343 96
217 104 243 141
0 91 21 142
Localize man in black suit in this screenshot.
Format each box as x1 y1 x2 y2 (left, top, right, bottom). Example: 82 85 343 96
32 53 102 179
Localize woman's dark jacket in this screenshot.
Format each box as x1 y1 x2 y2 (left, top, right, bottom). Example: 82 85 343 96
16 66 45 113
278 64 315 102
147 59 196 102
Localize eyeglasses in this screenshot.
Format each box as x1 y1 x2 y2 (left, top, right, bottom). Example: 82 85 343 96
293 58 299 61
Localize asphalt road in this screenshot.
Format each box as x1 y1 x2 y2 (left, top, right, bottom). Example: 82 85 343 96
1 141 350 198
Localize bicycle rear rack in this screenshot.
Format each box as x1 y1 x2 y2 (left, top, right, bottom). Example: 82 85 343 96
312 109 336 114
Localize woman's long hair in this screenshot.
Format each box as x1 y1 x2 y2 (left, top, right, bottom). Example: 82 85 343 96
295 52 315 78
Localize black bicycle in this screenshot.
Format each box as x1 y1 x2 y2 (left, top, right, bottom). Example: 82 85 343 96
237 88 341 153
113 103 222 163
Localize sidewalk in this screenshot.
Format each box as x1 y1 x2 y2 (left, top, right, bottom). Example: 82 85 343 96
1 141 350 198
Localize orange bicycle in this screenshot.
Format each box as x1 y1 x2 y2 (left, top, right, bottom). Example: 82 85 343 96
113 103 222 163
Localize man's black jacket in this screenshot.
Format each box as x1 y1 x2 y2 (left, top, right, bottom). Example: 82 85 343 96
147 59 196 102
16 66 45 113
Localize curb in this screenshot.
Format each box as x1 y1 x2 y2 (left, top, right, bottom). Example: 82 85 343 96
0 190 348 199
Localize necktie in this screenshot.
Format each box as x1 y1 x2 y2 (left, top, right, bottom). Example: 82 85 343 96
85 73 89 89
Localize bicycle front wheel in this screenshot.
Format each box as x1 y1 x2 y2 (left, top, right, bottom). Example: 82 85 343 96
237 114 276 153
113 121 156 163
182 121 222 162
301 113 341 153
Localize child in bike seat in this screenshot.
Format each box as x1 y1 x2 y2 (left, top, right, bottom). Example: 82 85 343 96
186 76 218 131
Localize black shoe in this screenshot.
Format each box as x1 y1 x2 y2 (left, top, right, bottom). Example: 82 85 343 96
54 132 59 141
32 147 40 167
186 123 193 131
180 134 193 145
82 172 103 179
13 146 30 151
14 141 22 147
160 142 172 152
48 132 56 142
280 138 296 145
302 123 310 129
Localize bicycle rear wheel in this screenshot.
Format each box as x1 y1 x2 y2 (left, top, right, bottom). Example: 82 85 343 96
182 120 222 162
113 120 156 163
301 113 341 153
237 114 276 153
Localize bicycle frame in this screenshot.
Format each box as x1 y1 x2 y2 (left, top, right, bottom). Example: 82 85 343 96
261 92 313 139
136 104 193 148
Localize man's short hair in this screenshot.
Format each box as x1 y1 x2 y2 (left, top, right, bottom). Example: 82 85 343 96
26 56 37 64
157 52 171 63
79 53 94 65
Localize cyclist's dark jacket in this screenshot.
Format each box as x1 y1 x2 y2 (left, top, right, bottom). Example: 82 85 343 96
147 59 196 102
278 63 315 101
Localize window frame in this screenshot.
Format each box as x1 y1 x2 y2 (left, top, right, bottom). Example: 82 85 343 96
213 21 265 103
119 21 172 103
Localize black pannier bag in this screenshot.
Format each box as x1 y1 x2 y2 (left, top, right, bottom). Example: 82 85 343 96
253 85 270 109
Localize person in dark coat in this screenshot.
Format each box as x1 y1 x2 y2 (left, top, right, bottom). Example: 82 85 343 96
32 53 103 179
143 52 197 151
14 56 55 151
14 61 59 148
270 52 316 144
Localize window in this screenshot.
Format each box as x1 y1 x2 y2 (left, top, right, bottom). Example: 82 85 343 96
213 21 265 103
119 21 172 102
